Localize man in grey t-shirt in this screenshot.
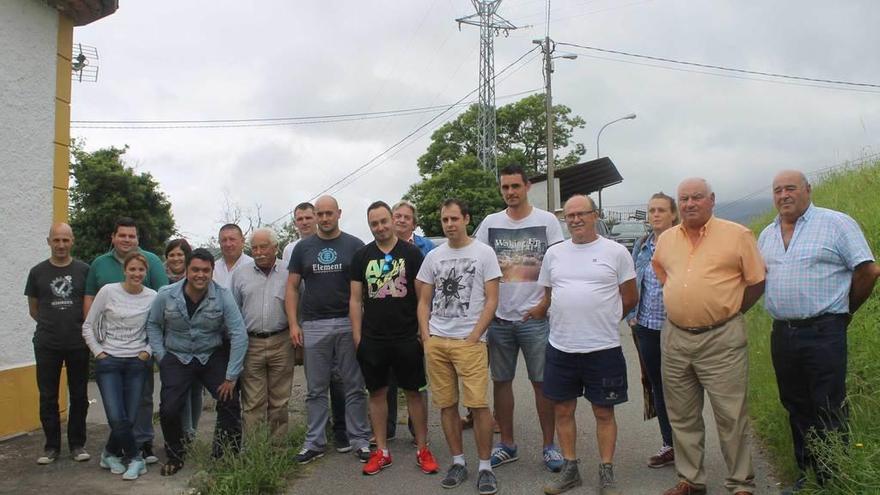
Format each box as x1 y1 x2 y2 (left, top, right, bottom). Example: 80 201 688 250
286 195 371 464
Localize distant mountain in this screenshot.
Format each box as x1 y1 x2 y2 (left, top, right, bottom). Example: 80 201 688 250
715 197 774 226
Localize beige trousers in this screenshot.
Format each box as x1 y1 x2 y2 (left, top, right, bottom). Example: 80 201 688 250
240 331 296 443
661 314 755 493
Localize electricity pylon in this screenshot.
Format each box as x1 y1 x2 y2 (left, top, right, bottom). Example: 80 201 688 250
456 0 517 178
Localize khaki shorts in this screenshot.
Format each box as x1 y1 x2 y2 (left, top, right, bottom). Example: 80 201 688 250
425 335 490 409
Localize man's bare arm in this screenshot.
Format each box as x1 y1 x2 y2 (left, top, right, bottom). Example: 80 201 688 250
349 280 364 348
740 281 765 314
619 279 638 319
28 297 39 322
849 261 880 314
285 272 303 346
416 280 433 344
467 278 499 343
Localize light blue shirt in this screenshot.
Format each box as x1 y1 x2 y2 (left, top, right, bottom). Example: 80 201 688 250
146 279 248 381
758 204 874 320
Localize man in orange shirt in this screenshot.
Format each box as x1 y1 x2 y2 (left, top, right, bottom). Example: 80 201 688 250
652 178 765 495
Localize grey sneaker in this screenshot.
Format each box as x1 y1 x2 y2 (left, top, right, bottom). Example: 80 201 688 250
71 447 91 462
36 449 58 465
599 462 621 495
440 463 468 489
477 469 498 495
543 459 582 495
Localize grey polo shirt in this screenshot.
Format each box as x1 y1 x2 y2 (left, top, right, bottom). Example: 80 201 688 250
230 259 289 335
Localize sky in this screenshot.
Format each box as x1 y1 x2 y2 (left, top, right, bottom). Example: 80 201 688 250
71 0 880 244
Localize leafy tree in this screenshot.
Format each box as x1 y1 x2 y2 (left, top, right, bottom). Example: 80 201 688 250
69 141 176 262
408 94 586 234
405 158 504 237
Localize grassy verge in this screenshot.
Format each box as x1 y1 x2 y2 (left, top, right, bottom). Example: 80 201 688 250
745 160 880 493
187 424 306 495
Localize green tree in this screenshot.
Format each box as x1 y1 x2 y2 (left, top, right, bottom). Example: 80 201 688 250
69 141 176 262
408 94 586 235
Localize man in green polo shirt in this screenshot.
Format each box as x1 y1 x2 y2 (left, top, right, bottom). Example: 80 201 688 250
84 217 168 464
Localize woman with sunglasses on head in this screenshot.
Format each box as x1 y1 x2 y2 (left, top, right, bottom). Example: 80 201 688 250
82 251 157 481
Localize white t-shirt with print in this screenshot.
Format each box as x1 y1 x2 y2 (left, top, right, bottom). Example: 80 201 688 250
416 240 502 340
475 207 564 320
538 236 636 353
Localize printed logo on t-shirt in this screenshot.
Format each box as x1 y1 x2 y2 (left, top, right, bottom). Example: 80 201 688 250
366 258 408 298
432 258 477 317
49 275 75 310
487 226 548 283
313 247 343 273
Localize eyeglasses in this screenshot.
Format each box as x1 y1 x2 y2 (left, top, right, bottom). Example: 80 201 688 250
381 254 393 273
564 210 595 221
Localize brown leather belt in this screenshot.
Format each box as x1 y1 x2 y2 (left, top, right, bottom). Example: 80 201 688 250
669 314 738 334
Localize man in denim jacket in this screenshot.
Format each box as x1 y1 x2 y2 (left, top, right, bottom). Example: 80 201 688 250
146 248 248 475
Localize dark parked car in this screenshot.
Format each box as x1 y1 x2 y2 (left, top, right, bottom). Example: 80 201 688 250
608 221 650 251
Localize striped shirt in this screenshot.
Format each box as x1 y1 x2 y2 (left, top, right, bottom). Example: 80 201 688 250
758 204 874 320
636 236 666 331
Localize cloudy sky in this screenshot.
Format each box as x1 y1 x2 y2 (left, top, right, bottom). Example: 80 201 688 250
71 0 880 243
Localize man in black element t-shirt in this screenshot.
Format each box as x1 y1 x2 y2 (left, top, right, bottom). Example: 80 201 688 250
286 195 371 464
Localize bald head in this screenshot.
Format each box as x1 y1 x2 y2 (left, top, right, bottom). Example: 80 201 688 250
314 195 342 238
772 169 812 222
47 223 74 264
563 194 599 244
677 177 715 229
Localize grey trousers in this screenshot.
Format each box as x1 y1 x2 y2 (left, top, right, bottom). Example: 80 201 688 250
302 317 370 451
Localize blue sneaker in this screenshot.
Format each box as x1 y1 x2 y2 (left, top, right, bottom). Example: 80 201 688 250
543 444 564 472
100 450 126 474
489 443 519 468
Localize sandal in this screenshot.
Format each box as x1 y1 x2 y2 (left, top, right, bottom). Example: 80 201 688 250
161 459 184 476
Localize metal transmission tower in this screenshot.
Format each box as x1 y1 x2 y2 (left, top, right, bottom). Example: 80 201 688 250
456 0 517 178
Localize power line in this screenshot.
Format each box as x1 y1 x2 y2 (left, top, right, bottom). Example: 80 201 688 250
264 46 541 227
557 42 880 89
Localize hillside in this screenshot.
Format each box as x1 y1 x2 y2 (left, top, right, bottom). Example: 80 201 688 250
745 161 880 494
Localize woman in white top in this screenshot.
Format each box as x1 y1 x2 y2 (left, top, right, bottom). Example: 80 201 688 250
82 252 157 481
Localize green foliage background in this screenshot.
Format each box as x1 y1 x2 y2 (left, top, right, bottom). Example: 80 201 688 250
68 141 176 262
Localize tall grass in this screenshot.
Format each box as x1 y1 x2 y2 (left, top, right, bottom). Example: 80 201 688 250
745 161 880 494
187 424 306 495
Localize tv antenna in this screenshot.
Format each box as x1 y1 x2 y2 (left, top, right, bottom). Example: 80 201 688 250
71 43 99 83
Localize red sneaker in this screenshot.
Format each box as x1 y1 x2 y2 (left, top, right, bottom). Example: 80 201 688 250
416 447 439 474
362 450 392 476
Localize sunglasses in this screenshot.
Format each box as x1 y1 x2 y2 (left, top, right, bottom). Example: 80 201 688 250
381 254 394 273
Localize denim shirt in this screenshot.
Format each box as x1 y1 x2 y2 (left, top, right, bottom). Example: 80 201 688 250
627 232 654 323
146 279 248 381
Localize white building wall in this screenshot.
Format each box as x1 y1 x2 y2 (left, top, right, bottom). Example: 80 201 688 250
0 1 59 370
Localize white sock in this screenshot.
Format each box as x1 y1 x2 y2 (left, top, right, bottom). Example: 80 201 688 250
453 454 466 466
381 449 389 457
478 459 492 472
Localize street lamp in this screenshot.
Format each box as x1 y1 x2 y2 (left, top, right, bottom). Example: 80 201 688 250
596 113 636 159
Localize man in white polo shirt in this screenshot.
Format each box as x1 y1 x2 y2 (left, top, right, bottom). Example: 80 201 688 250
538 195 637 495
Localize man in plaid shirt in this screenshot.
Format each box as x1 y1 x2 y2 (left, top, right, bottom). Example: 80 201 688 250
758 169 880 494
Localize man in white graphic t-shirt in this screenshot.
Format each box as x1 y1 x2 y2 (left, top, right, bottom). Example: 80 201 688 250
538 195 638 495
475 164 565 472
416 199 502 495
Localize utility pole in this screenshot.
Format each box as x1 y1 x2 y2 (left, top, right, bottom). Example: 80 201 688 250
457 0 517 179
534 37 576 212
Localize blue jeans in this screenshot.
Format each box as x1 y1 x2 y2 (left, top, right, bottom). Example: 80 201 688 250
487 317 549 382
94 355 148 461
632 324 673 447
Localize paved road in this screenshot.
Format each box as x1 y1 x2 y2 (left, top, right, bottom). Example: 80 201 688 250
290 323 778 495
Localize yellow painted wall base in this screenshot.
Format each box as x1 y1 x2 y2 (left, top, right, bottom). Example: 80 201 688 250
0 364 68 439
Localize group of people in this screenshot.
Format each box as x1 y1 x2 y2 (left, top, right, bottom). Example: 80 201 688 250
25 165 878 494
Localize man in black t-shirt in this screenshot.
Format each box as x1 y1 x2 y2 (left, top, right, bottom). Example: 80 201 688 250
350 201 439 476
24 223 91 465
286 195 372 464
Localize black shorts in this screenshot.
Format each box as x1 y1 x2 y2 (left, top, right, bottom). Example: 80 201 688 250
356 335 427 393
542 344 628 406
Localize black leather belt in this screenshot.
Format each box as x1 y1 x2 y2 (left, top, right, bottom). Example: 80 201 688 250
669 314 738 334
774 313 849 329
248 329 286 339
